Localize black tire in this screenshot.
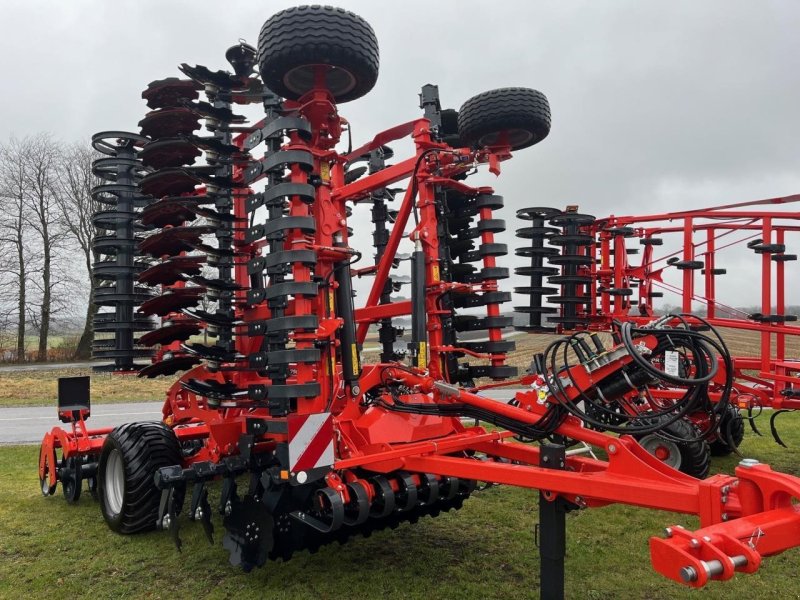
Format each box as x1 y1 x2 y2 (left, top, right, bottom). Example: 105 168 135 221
632 414 710 479
440 108 464 147
257 5 379 103
709 405 745 456
98 422 182 534
457 87 551 151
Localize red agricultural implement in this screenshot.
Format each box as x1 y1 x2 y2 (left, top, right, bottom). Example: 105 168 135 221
511 199 800 472
38 5 800 597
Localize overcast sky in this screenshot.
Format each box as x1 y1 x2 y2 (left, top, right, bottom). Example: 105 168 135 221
2 0 798 308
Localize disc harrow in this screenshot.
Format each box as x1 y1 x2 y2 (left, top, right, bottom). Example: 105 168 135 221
38 5 800 596
90 132 156 371
513 197 800 453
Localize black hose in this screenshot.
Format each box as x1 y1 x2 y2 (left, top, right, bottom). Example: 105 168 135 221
543 317 733 440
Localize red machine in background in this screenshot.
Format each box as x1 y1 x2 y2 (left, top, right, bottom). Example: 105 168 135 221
37 5 800 597
510 198 800 469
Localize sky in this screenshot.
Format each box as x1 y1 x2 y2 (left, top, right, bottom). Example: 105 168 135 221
1 0 798 309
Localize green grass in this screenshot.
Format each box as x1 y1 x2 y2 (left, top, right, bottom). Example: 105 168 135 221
2 417 800 599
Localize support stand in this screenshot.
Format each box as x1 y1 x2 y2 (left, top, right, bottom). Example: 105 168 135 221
538 442 567 600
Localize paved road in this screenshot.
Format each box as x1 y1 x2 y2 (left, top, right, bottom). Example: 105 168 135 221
0 361 94 373
0 390 522 445
0 402 163 445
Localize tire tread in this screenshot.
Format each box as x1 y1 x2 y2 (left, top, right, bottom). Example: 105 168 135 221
257 5 379 102
98 421 182 534
458 87 551 150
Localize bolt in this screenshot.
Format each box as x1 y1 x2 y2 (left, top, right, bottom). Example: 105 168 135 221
690 538 700 549
542 456 550 464
608 444 617 454
739 458 760 468
722 513 729 521
664 528 673 538
702 536 711 542
721 485 730 495
680 566 698 583
721 495 728 504
195 508 204 520
162 514 171 530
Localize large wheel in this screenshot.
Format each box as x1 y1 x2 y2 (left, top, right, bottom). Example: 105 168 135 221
439 108 464 147
98 422 182 534
632 414 711 479
257 5 379 103
710 404 745 456
457 87 551 151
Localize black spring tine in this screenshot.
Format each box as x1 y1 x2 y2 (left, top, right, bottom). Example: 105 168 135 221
200 488 214 544
770 409 791 448
747 404 762 436
168 485 185 552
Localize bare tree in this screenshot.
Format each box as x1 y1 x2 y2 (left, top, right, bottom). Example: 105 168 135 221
55 141 101 359
0 137 34 361
23 133 67 361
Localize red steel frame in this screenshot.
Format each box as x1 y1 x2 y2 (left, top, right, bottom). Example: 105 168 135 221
579 202 800 411
39 79 800 588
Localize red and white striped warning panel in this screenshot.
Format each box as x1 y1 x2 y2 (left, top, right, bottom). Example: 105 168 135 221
287 412 335 472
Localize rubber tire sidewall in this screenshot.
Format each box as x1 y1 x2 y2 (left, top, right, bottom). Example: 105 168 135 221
633 414 711 479
709 405 745 456
257 6 379 103
98 422 182 534
457 87 551 151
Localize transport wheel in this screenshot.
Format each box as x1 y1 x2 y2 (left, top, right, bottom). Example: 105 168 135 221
98 422 182 534
709 404 745 456
632 415 711 479
457 87 551 150
257 5 379 103
440 108 464 147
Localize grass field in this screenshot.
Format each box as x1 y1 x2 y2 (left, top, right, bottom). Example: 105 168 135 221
1 328 800 597
1 417 799 599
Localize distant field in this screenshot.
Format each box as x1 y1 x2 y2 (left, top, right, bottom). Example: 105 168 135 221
502 325 800 373
0 368 172 408
0 326 796 408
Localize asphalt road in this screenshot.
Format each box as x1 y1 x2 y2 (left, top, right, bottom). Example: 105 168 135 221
0 402 163 445
0 390 522 445
0 361 94 373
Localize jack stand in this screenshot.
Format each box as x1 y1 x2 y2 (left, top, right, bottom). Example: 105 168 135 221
538 442 567 600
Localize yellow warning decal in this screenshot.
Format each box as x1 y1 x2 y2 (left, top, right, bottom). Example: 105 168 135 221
351 344 360 375
431 264 440 282
418 342 428 369
329 291 335 312
320 162 331 182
